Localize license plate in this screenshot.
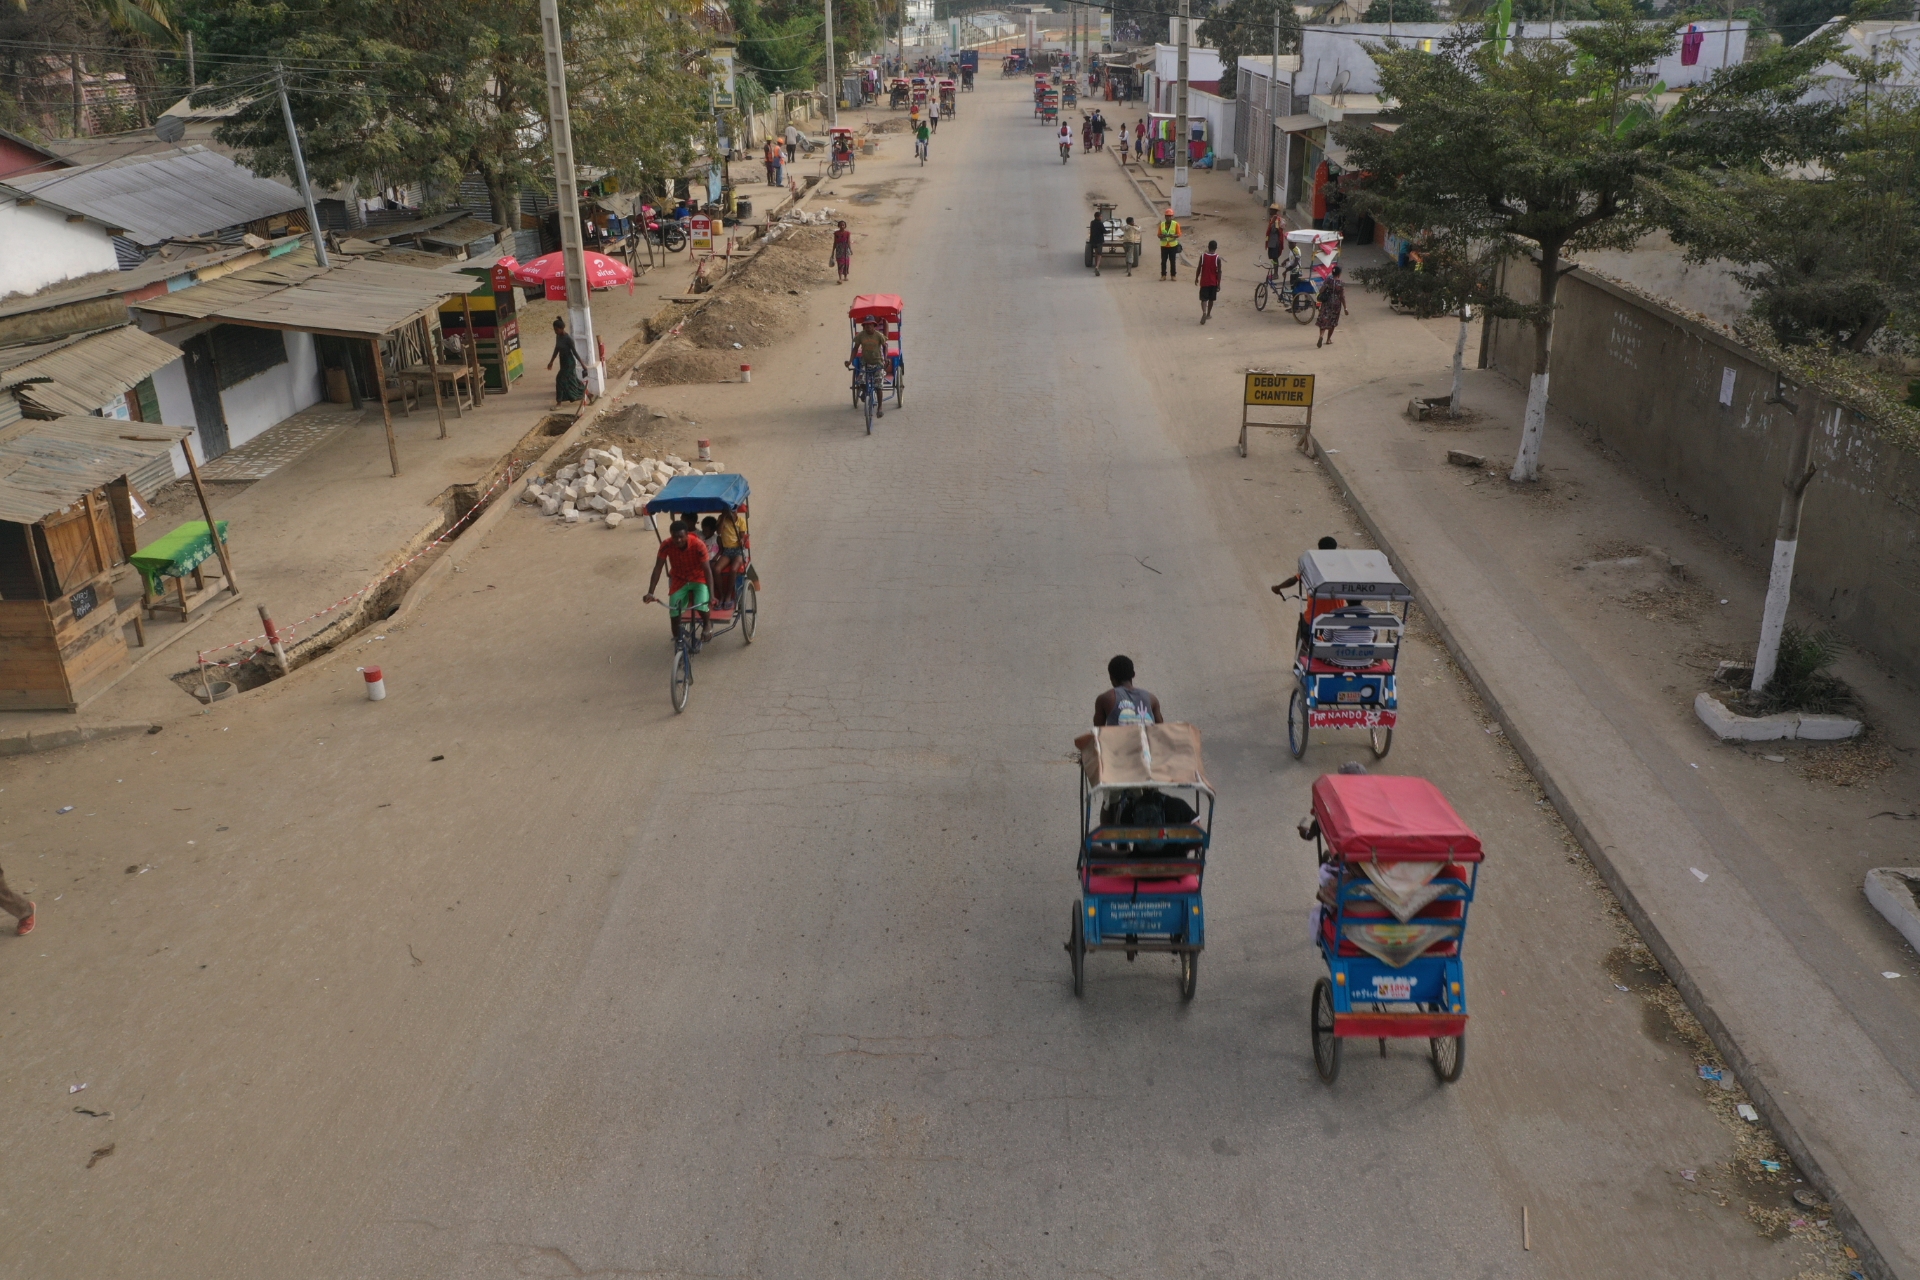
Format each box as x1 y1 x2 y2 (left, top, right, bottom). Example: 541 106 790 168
1100 899 1181 933
1338 692 1363 704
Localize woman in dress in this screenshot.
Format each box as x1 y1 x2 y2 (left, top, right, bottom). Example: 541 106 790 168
548 316 585 405
1315 263 1348 349
829 220 853 285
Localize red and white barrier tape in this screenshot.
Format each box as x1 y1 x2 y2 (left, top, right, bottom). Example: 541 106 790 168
196 462 521 671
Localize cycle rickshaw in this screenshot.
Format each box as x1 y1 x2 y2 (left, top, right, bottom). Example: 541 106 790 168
1066 722 1214 1001
828 126 856 177
847 293 904 433
1300 771 1482 1083
1278 548 1412 760
643 473 757 713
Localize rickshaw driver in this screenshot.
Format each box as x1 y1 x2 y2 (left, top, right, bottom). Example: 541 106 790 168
643 519 714 646
1093 654 1164 727
1272 536 1354 653
846 317 888 418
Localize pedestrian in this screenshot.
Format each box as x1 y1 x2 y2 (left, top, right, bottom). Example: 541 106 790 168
0 863 33 936
764 137 780 187
830 219 853 284
784 120 803 159
1156 207 1181 280
1316 263 1348 348
1135 118 1146 157
1081 117 1092 153
1123 216 1141 276
1265 203 1285 267
1194 238 1223 323
548 316 585 405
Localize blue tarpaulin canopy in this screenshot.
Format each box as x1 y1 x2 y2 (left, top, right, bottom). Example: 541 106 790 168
644 473 750 515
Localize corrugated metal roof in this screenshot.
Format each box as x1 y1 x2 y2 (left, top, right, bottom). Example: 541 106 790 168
0 414 190 524
10 146 304 246
0 237 297 322
131 246 465 338
0 325 183 418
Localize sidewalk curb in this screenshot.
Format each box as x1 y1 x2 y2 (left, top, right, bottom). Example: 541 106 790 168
1312 440 1907 1280
0 720 158 758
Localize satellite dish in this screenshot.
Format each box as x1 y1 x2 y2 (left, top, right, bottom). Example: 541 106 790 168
155 115 186 143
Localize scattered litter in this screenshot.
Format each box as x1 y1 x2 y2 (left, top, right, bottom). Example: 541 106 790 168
1697 1065 1723 1082
86 1143 115 1169
1793 1189 1825 1209
430 755 445 762
1679 1169 1696 1182
1720 599 1729 605
1790 1217 1810 1230
1689 762 1698 769
124 865 138 874
1759 1158 1783 1173
1613 983 1630 992
1763 754 1786 763
1737 1103 1759 1121
56 806 73 814
72 1106 112 1118
1690 867 1709 882
1884 972 1902 979
69 1083 87 1094
1870 811 1916 821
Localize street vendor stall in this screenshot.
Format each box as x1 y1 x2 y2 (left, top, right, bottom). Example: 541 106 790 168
0 408 192 710
439 260 523 393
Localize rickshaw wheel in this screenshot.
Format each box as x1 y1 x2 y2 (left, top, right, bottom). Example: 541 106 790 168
1254 282 1270 312
739 581 758 644
1292 293 1317 325
1179 951 1198 1001
669 643 692 713
1368 726 1393 760
1312 978 1341 1083
1287 687 1310 759
1068 902 1086 997
894 374 904 407
1431 1032 1465 1084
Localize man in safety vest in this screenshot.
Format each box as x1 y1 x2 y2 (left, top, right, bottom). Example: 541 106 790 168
1157 209 1181 280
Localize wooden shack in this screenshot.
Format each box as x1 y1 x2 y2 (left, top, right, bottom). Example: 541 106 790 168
0 404 190 710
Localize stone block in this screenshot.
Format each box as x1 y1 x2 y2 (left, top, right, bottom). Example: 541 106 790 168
539 496 563 516
587 495 610 512
563 509 581 523
604 512 625 528
1695 693 1793 741
522 486 543 503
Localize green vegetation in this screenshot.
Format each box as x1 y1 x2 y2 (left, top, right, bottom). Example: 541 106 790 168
1196 0 1301 93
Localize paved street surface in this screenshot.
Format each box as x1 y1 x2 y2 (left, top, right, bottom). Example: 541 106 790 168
0 79 1840 1279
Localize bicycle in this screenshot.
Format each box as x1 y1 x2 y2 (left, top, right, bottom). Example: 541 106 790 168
646 596 706 713
915 137 929 165
851 361 885 433
1059 141 1071 164
1254 259 1281 312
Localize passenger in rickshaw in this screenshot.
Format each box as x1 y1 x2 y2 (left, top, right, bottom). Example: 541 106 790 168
643 519 713 646
707 505 749 606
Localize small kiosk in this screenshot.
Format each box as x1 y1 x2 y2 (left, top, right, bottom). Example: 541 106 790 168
438 260 523 393
0 410 191 710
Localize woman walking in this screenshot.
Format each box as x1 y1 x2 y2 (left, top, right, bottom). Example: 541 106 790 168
829 220 853 284
1315 263 1348 348
548 316 585 406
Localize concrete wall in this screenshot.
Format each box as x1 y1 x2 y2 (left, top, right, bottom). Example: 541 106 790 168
1485 261 1920 682
0 201 118 298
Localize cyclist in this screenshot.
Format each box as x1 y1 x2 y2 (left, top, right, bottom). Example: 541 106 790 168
914 117 931 162
846 316 888 419
643 519 713 649
1057 120 1073 162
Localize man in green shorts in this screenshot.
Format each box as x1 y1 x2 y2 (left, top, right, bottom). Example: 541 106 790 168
643 518 713 647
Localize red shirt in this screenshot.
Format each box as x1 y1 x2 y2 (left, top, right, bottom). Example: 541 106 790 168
1198 253 1222 287
657 534 710 588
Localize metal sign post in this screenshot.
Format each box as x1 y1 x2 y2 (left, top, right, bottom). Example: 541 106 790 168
1240 370 1316 456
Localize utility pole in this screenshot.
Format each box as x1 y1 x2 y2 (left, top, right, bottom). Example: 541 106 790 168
1268 9 1281 209
1173 0 1191 217
536 0 602 397
825 0 839 125
185 32 195 91
274 65 329 268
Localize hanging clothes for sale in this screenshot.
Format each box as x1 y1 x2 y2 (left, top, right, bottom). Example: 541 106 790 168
1681 24 1704 65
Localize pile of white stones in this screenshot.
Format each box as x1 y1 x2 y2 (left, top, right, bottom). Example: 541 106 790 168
520 447 726 528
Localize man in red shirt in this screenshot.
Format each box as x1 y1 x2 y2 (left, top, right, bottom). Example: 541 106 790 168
643 519 713 647
1193 238 1223 324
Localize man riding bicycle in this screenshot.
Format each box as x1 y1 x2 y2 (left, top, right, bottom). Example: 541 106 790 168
914 118 931 161
846 316 888 419
644 519 714 648
1057 121 1073 161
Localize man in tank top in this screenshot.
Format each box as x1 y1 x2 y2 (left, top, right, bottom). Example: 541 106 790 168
1092 654 1164 727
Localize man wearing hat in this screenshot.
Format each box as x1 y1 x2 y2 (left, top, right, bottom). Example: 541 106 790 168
1157 208 1182 280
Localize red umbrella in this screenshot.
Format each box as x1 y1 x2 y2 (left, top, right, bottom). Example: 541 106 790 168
510 251 634 299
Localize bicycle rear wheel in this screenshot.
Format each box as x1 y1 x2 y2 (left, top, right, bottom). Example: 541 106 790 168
1254 282 1270 312
739 581 758 644
1292 294 1317 325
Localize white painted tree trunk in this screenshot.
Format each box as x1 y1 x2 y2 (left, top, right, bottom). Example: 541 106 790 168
1449 305 1470 413
1751 538 1799 690
1511 371 1549 481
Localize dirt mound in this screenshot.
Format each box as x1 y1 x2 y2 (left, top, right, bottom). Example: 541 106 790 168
866 116 911 133
637 225 834 386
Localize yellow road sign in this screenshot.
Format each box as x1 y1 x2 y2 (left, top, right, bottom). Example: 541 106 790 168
1246 372 1315 407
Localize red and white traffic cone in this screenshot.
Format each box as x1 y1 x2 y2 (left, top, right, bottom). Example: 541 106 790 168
358 665 386 701
739 364 752 383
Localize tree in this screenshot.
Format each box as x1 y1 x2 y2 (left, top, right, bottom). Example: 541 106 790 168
1352 230 1524 414
1339 2 1834 480
184 0 714 243
1196 0 1301 93
731 0 884 97
1361 0 1439 23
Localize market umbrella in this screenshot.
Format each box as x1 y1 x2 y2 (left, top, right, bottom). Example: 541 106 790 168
510 250 634 298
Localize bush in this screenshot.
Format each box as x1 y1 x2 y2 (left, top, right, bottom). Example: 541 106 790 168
1753 624 1855 715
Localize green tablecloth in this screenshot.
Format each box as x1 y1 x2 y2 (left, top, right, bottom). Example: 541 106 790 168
129 521 229 597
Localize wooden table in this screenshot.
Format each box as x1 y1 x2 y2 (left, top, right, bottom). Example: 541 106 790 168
411 361 477 415
129 520 231 621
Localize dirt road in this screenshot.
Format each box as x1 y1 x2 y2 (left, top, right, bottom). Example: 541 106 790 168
0 80 1838 1279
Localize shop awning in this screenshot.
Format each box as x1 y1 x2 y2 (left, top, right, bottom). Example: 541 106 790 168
0 324 184 418
131 245 466 340
0 407 190 525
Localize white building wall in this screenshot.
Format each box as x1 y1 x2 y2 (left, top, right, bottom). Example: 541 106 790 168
0 202 118 298
144 326 323 480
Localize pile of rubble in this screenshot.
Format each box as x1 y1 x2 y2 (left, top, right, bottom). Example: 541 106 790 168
520 446 728 529
778 207 839 227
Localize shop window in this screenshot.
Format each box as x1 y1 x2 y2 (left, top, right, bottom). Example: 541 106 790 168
210 324 287 390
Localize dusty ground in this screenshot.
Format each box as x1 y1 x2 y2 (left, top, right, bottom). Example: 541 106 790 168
639 225 837 387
